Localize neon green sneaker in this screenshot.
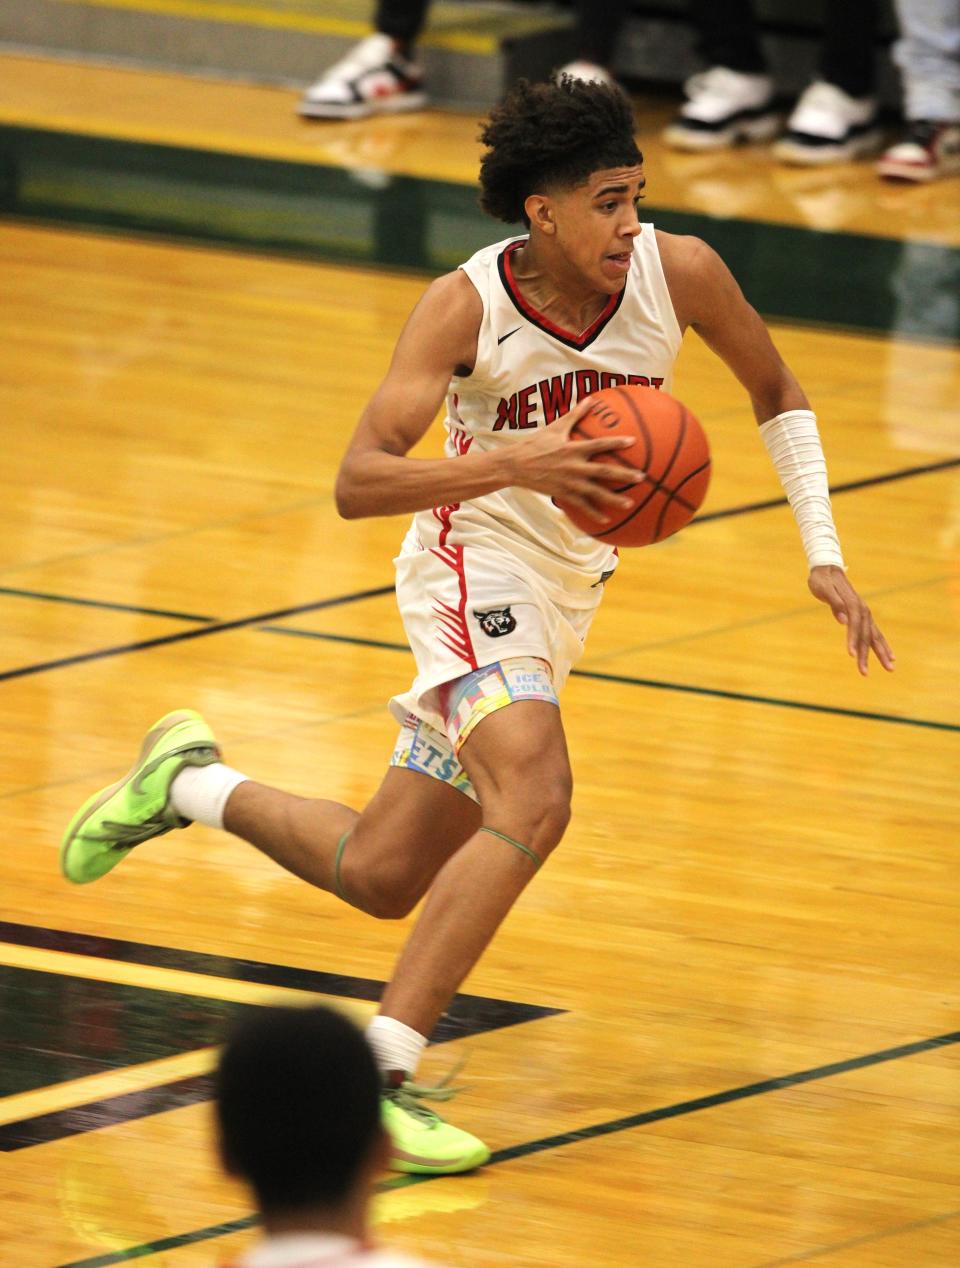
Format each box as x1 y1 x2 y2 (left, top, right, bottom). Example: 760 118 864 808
60 710 220 885
381 1074 490 1175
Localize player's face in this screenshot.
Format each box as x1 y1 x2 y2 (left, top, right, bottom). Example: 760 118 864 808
552 165 646 293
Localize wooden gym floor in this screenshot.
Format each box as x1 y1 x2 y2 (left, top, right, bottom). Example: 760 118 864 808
1 51 959 1268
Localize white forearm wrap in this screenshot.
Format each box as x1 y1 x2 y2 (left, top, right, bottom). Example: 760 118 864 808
759 410 845 570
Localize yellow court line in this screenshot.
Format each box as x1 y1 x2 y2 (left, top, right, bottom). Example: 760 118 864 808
51 0 500 54
0 941 375 1019
0 1045 218 1127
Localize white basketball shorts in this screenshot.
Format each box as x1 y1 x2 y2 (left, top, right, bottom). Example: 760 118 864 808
388 540 603 737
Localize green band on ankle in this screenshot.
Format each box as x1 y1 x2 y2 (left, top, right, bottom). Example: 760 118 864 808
480 826 541 869
334 830 352 902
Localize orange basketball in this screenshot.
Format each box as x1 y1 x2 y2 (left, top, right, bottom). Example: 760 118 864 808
556 386 711 547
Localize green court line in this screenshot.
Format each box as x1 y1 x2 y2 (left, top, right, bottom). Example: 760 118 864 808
56 1028 960 1267
2 124 959 341
756 1207 960 1267
59 1215 260 1267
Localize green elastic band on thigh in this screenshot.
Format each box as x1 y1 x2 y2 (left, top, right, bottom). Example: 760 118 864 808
480 826 542 869
334 829 351 902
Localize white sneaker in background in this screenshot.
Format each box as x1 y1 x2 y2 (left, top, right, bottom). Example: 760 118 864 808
662 66 779 151
556 60 616 88
299 33 427 120
876 120 960 182
773 80 882 165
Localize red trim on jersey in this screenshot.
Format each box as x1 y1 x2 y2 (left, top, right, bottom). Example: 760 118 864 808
432 502 457 548
448 396 474 456
499 240 626 349
449 426 473 456
428 506 478 670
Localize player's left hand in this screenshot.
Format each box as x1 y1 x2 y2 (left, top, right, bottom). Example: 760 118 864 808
807 565 895 676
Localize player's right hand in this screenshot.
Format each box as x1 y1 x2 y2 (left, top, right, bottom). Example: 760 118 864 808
507 398 645 523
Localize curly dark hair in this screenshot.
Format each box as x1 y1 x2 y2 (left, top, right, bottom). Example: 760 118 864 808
479 76 642 226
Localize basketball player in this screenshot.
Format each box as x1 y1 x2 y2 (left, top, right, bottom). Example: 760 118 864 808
217 1005 444 1266
61 78 894 1175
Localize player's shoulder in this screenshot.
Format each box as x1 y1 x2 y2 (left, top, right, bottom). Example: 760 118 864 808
393 269 482 374
410 269 483 340
419 268 482 314
654 229 736 328
654 229 724 279
404 235 521 359
461 233 524 270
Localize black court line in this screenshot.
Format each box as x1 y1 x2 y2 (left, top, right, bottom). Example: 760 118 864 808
256 628 960 735
1 1074 214 1155
0 584 394 683
0 585 214 623
0 919 561 1070
2 458 957 734
261 625 410 653
693 455 960 525
55 1028 960 1268
570 667 960 734
1 453 956 686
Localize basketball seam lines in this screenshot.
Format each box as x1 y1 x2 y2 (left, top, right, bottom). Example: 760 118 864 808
580 394 706 540
652 405 689 540
565 438 700 530
653 407 713 541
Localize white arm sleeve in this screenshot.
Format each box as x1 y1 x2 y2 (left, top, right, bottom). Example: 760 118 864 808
759 409 845 570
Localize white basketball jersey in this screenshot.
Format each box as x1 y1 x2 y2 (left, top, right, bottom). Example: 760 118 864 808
403 225 683 602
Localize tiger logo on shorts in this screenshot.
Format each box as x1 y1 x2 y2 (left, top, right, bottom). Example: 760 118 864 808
474 606 516 637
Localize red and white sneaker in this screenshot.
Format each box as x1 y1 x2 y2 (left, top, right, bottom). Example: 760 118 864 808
299 33 427 120
877 120 960 183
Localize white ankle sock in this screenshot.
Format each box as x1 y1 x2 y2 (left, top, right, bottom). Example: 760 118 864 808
366 1015 427 1079
169 763 247 829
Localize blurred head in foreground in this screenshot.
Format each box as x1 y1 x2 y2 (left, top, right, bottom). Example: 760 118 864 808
216 1005 387 1238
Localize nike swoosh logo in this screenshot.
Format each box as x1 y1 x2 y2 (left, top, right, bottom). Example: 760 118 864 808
391 1147 474 1167
497 327 522 345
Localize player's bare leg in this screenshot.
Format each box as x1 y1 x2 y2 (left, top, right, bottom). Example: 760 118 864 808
60 710 479 912
223 767 481 917
61 700 562 1020
58 701 547 1174
378 699 571 1037
59 709 490 1173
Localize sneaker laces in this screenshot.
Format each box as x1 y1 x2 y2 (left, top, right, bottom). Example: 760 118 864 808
130 743 217 795
96 813 177 847
385 1063 466 1125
